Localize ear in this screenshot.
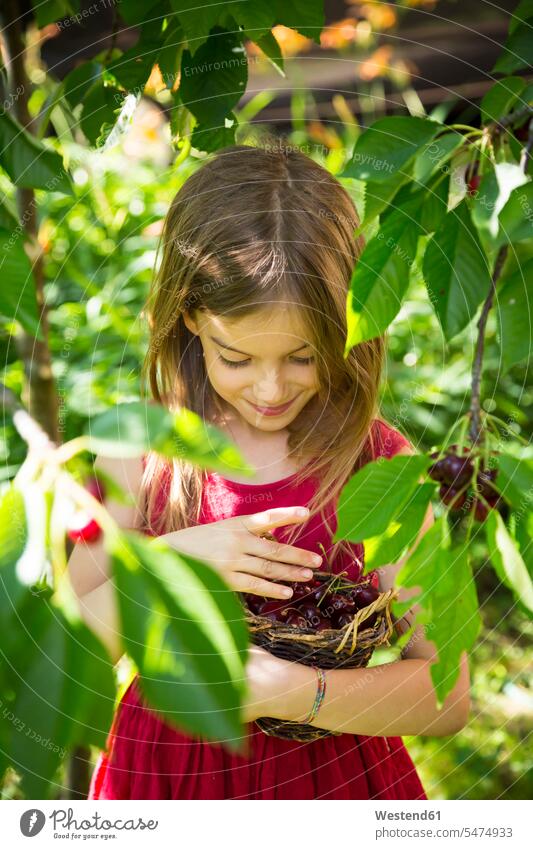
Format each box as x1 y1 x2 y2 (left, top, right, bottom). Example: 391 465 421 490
183 310 199 336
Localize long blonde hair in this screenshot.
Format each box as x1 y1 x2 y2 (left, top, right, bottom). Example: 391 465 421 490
138 141 390 560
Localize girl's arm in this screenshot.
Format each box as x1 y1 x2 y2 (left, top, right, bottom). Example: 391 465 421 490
262 447 471 737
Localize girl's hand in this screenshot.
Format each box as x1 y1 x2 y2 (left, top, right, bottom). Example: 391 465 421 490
241 646 289 723
162 507 322 600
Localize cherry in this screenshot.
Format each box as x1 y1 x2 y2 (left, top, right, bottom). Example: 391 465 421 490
321 593 356 620
473 499 490 522
515 120 530 142
476 468 498 499
467 174 481 195
331 610 354 629
67 515 102 544
440 453 473 488
243 594 265 614
86 474 106 503
257 600 291 621
289 580 322 604
314 615 332 632
439 484 467 511
286 611 309 628
351 584 380 608
361 611 378 629
428 454 448 482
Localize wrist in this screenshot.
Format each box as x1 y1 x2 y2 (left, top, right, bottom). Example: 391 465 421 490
273 659 318 722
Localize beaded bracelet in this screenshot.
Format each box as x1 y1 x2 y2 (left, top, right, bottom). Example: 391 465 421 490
300 667 327 725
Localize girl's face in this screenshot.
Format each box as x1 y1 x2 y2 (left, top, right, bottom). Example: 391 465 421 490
183 305 320 433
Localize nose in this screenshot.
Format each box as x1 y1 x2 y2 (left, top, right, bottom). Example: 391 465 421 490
252 368 287 404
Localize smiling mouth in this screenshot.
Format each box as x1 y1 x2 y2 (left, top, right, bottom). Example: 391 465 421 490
248 397 297 414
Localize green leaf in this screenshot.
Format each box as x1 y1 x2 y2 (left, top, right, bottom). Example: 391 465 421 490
0 194 19 231
423 199 491 340
31 0 76 28
0 484 28 612
0 110 72 194
3 593 115 799
486 509 533 613
118 0 160 26
346 192 423 348
63 61 102 110
509 0 533 34
85 400 254 476
190 112 238 153
107 19 163 91
363 483 435 570
497 257 533 371
80 82 126 146
393 520 481 707
157 19 185 87
419 173 450 235
251 29 285 77
472 163 529 238
493 17 533 74
497 181 533 246
272 0 324 44
428 541 481 708
112 531 249 750
493 451 533 514
359 168 412 227
345 116 442 183
171 1 228 56
413 132 464 184
334 454 430 542
230 0 277 41
0 228 44 340
512 509 533 578
480 76 527 125
179 28 248 127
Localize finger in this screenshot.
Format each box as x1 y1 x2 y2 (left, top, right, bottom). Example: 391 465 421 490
247 536 322 571
239 506 310 535
238 553 315 585
230 569 294 600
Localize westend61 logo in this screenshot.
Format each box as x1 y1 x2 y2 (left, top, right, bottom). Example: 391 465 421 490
20 807 159 838
20 810 46 836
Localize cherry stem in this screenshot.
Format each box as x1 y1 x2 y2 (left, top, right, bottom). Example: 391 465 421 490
485 412 529 445
469 244 508 447
469 113 531 450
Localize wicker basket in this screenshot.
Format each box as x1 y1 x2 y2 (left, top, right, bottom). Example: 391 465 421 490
241 568 398 742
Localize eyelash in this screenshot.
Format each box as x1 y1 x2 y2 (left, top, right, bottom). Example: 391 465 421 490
219 355 315 368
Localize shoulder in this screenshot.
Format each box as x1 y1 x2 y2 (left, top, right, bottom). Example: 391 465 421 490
369 417 414 459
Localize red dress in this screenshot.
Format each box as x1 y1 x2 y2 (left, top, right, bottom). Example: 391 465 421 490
88 419 427 800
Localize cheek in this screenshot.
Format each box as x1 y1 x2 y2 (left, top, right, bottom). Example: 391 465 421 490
208 362 247 393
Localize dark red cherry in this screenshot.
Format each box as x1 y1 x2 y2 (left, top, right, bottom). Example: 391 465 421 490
331 610 354 629
467 174 481 195
314 615 333 632
439 484 467 511
440 454 473 488
86 474 106 503
257 600 290 621
286 611 309 628
298 603 323 628
473 499 489 522
243 593 265 614
352 585 380 608
361 611 378 629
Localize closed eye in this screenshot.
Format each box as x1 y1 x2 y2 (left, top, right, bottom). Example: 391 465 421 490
218 355 314 368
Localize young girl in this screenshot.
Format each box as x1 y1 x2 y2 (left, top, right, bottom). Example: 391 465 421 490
75 143 470 800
